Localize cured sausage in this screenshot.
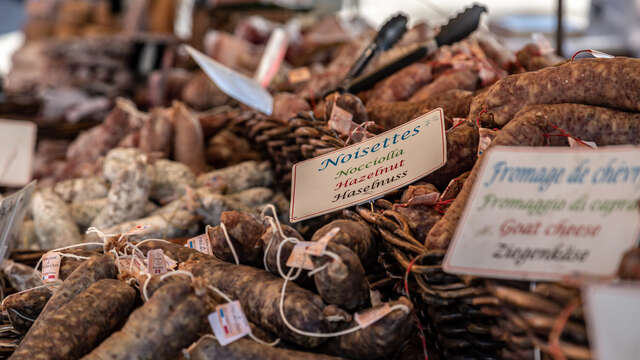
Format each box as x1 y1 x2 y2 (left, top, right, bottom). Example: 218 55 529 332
426 103 640 249
10 279 136 360
469 58 640 127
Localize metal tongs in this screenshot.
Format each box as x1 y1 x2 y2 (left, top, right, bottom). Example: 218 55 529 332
329 3 488 96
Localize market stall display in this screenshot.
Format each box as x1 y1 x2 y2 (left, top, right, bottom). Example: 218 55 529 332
0 1 638 360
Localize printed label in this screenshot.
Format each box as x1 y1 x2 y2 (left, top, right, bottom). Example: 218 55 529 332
147 249 167 275
354 303 392 328
208 301 251 346
185 234 213 256
406 192 439 206
286 242 315 270
185 45 273 115
290 108 447 222
41 252 61 283
584 282 640 360
288 67 311 84
305 227 340 256
444 146 640 281
0 181 36 261
254 28 288 88
0 120 36 187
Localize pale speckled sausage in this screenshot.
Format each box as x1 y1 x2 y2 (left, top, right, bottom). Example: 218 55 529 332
9 279 136 360
32 189 82 249
426 103 640 250
469 58 640 127
196 161 274 193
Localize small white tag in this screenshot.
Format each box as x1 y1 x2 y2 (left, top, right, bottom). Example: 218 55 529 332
290 108 447 222
208 301 251 346
164 255 177 269
174 0 195 40
287 67 311 84
147 249 168 275
354 303 392 328
0 120 36 187
444 146 640 281
254 28 288 88
406 192 440 206
306 227 340 256
568 138 597 149
41 252 61 283
185 234 213 256
478 128 497 156
286 242 315 270
584 282 640 360
328 105 354 136
184 45 273 115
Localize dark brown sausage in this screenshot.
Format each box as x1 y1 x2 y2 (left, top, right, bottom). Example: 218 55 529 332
311 242 370 311
181 257 331 348
10 279 136 360
366 63 433 104
3 287 52 334
81 281 210 360
186 336 346 360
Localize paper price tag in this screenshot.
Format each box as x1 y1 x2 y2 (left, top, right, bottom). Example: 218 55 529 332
354 303 391 328
444 146 640 281
585 282 640 360
41 252 61 283
164 255 177 269
305 227 340 256
147 249 167 275
290 108 447 222
287 67 311 84
286 242 315 270
568 138 597 149
328 104 354 135
185 234 213 256
0 120 36 187
208 301 251 346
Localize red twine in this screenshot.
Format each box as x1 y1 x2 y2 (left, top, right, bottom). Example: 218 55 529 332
543 124 590 147
548 297 580 360
405 256 429 360
476 107 487 128
434 199 455 214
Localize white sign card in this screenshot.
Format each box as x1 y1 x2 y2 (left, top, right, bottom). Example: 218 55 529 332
0 181 36 261
290 108 447 222
0 120 36 187
444 146 640 281
584 282 640 360
184 45 273 115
